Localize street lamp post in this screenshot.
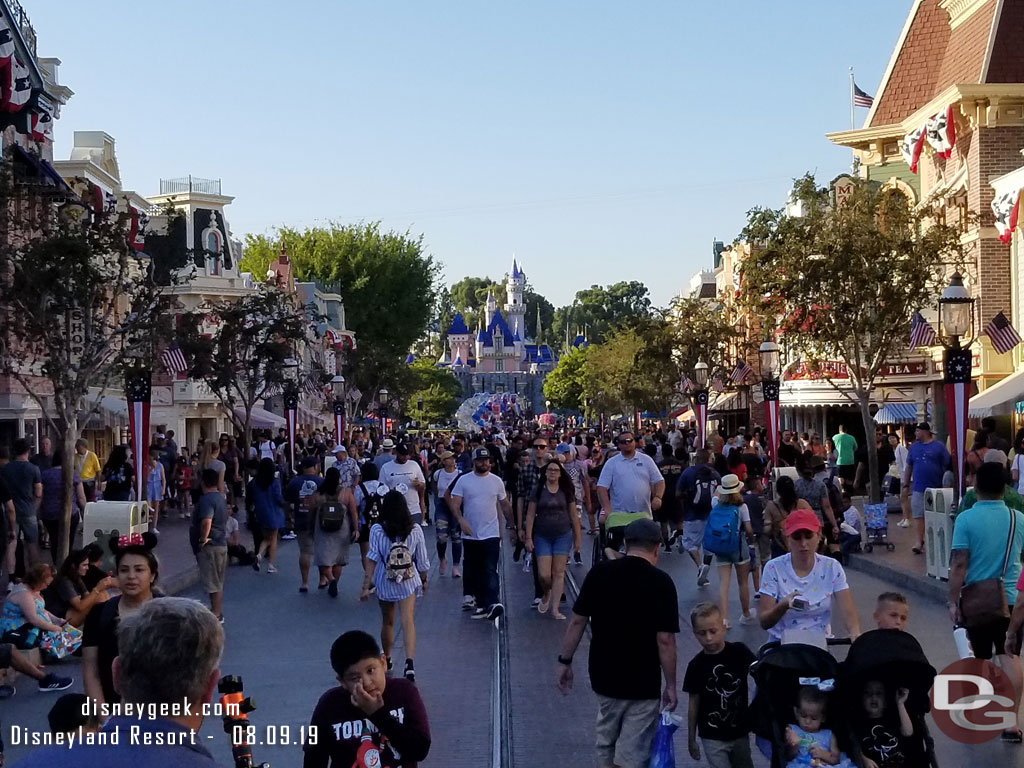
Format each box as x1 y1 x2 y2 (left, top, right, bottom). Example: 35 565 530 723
283 358 300 476
692 360 709 452
379 387 389 436
417 395 424 427
938 272 976 498
331 375 345 445
759 340 782 469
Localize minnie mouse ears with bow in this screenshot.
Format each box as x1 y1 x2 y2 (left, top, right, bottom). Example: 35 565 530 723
109 531 158 554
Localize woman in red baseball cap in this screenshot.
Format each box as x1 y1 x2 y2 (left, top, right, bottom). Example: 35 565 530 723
757 508 860 642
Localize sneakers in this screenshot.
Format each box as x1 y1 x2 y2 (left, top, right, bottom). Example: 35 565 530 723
368 584 377 595
252 554 261 572
179 512 187 520
439 558 447 576
573 551 582 566
386 657 393 673
282 532 297 540
451 565 461 579
404 659 415 682
218 615 225 625
896 519 910 528
531 597 542 608
328 579 338 598
38 674 73 692
420 520 429 528
696 564 711 587
739 612 755 625
462 596 477 611
0 684 15 699
151 528 160 535
267 564 278 574
471 607 488 619
677 539 686 555
471 603 505 620
523 553 532 573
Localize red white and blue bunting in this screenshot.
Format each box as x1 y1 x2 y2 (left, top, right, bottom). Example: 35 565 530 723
992 176 1022 244
901 104 957 174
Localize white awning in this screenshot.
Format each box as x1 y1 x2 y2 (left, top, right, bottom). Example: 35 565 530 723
968 370 1024 417
234 406 286 430
709 391 741 412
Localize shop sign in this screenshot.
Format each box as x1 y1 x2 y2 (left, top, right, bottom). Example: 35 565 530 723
879 361 928 377
785 361 852 380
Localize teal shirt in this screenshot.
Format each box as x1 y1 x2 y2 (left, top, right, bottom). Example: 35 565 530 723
951 500 1024 606
832 432 857 466
957 487 1024 517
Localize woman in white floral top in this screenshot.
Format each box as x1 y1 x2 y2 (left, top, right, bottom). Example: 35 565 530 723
757 508 860 642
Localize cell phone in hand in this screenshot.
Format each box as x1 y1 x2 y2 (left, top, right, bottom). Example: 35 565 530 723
791 596 809 611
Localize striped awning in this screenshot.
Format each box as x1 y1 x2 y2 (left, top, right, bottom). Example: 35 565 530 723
874 403 918 424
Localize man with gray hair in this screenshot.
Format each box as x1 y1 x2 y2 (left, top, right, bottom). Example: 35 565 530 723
557 518 679 768
16 597 225 767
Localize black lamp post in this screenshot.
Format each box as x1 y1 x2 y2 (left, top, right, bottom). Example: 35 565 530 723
331 375 345 444
938 272 976 497
759 340 781 467
692 360 709 451
379 387 389 436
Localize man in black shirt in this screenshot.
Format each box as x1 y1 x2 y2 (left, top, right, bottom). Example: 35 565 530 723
777 430 801 468
558 518 679 768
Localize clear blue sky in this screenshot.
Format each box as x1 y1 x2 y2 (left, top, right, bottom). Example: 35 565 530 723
34 0 906 308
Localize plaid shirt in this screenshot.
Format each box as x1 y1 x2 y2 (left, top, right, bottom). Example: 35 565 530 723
337 457 361 489
517 462 541 504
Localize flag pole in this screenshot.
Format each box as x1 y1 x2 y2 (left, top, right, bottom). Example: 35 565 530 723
849 67 855 130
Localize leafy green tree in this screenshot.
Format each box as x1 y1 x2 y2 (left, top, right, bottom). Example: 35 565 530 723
543 348 588 411
555 281 654 345
177 286 316 458
0 166 179 561
242 223 440 415
405 358 462 424
738 174 968 501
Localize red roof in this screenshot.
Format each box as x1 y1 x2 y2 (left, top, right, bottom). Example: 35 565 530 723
869 0 1020 127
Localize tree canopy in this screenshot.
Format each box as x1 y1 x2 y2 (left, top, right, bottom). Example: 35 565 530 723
405 358 462 425
552 280 653 345
241 222 440 414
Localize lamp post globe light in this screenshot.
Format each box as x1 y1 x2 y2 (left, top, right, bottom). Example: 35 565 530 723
758 340 782 469
938 272 976 497
379 387 389 436
691 360 710 452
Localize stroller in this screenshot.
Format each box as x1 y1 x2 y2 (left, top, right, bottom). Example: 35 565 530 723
751 637 861 768
862 502 896 553
839 629 938 768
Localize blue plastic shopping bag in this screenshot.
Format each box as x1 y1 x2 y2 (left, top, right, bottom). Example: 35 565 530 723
648 709 682 768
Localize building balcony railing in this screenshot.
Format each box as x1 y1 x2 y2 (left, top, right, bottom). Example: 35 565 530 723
3 0 36 56
158 175 222 196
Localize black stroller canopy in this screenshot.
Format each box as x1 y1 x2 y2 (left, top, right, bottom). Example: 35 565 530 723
840 629 937 713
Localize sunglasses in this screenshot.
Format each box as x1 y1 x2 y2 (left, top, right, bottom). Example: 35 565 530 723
618 438 635 444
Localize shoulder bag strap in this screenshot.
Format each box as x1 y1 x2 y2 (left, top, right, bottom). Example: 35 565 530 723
1001 509 1018 578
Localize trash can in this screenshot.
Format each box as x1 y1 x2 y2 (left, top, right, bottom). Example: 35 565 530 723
82 500 150 573
923 488 953 580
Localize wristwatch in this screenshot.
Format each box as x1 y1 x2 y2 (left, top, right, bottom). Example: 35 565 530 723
557 654 573 665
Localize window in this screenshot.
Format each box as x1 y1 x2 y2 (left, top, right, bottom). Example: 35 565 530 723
495 359 504 372
494 334 503 353
207 231 221 254
206 254 220 276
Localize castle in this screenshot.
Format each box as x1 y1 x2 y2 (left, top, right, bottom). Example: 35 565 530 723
439 259 559 414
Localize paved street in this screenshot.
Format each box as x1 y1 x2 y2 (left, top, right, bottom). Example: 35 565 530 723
0 521 1013 767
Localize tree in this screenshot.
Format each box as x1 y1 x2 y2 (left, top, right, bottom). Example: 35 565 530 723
0 164 179 562
242 223 440 416
737 174 968 501
666 296 747 385
544 348 588 411
450 276 504 317
555 281 654 345
177 286 315 460
405 358 462 425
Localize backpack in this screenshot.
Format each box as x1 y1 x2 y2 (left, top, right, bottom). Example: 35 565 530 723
317 497 345 533
703 503 742 556
360 482 384 524
385 538 416 583
692 468 716 515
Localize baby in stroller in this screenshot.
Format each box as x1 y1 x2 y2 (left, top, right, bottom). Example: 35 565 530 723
785 685 846 767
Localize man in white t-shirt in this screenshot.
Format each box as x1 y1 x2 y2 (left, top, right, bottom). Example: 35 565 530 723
379 443 426 524
450 447 513 621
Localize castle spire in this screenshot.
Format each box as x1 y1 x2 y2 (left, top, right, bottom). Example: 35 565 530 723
536 303 542 342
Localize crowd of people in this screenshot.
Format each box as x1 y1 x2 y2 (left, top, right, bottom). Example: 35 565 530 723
2 412 1024 767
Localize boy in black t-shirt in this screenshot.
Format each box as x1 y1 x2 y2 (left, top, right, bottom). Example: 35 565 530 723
305 630 431 768
683 602 755 768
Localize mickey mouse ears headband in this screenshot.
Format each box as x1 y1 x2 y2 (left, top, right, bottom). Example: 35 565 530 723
109 530 158 554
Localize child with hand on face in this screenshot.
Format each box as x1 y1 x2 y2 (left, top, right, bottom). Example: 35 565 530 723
856 681 913 768
785 686 840 768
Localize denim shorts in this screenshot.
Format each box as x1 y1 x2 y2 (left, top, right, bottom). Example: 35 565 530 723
533 531 573 557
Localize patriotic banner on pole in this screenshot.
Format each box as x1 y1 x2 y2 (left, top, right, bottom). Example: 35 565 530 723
853 83 874 108
729 359 751 384
160 345 188 375
333 398 345 444
762 380 781 468
983 311 1022 355
694 390 709 452
992 177 1022 244
125 369 152 508
284 389 298 474
909 311 937 349
944 348 972 497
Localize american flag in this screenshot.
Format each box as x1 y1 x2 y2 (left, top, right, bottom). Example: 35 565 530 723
676 375 691 394
711 376 725 393
853 83 874 108
303 375 324 397
909 311 936 349
984 311 1022 355
160 345 188 374
729 359 751 384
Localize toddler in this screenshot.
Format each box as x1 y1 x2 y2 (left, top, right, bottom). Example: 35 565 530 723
175 456 193 519
785 686 839 767
855 681 913 768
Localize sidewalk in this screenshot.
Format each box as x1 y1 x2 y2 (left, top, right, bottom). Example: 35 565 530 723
843 507 948 604
147 510 200 596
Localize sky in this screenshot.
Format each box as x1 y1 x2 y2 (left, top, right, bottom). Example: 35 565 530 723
33 0 907 308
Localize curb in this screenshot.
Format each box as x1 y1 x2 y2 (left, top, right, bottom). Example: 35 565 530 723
844 552 948 604
162 564 200 596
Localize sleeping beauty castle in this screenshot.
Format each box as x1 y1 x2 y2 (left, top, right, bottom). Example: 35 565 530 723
438 259 564 414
